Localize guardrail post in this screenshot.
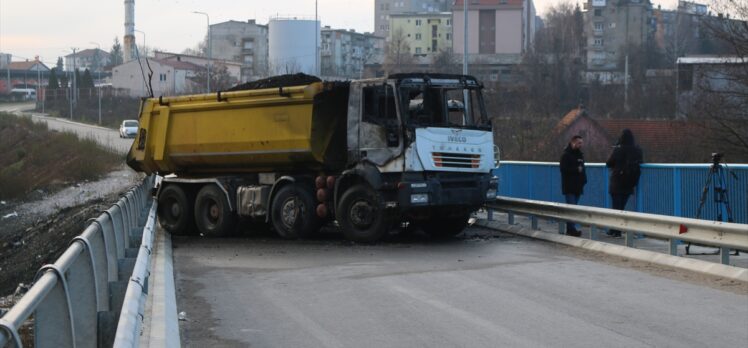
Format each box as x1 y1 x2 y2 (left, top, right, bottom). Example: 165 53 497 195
487 209 493 221
669 239 679 256
508 213 515 225
589 226 599 240
720 248 730 265
530 216 538 230
625 231 635 248
558 222 564 235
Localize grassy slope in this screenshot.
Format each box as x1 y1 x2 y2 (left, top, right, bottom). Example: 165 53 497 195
0 112 121 200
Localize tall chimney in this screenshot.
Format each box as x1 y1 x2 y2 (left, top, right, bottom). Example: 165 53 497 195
124 0 135 62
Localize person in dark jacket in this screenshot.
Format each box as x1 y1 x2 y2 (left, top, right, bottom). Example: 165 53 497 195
560 135 587 236
606 129 643 237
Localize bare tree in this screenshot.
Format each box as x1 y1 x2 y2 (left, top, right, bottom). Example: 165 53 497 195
681 1 748 160
430 49 460 74
384 27 415 74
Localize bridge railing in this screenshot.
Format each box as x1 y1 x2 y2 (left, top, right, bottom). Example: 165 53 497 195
493 161 748 224
0 175 156 348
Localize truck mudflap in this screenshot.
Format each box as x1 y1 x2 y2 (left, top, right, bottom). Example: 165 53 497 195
396 172 497 212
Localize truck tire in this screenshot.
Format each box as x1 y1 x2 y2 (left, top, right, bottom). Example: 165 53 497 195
423 214 470 238
194 184 237 237
271 184 320 239
337 184 391 243
157 185 194 236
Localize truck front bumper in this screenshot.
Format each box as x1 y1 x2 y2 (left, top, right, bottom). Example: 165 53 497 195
396 172 497 213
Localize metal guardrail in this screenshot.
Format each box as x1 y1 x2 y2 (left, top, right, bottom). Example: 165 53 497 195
0 175 156 348
487 196 748 265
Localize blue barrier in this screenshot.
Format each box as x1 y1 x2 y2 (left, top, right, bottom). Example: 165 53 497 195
493 161 748 224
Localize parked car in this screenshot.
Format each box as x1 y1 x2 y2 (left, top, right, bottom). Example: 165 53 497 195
119 120 139 138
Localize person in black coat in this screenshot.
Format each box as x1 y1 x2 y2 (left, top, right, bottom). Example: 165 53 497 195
606 129 643 237
560 135 587 236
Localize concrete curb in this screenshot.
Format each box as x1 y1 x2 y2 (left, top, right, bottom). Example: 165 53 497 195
477 220 748 283
140 229 181 348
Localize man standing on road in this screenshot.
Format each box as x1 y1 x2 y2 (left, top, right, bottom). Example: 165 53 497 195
606 129 643 237
560 135 587 237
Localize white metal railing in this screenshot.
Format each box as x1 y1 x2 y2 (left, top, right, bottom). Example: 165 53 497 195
0 175 157 348
486 196 748 265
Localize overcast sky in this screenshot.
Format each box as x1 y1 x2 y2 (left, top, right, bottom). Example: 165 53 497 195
0 0 680 67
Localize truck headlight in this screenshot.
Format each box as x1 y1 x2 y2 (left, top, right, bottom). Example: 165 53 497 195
410 193 429 204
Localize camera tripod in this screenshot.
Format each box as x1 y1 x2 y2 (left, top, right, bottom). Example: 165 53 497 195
686 154 739 255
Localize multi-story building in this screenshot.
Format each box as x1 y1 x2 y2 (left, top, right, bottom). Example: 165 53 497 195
450 0 536 84
584 0 652 73
209 20 269 82
64 48 111 72
652 1 735 60
0 53 11 69
374 0 451 40
389 12 453 59
451 0 536 58
320 28 384 79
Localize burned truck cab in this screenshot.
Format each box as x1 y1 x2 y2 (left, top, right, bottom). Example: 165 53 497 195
346 73 499 234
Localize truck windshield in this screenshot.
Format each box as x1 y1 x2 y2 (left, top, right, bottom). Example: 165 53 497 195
399 86 489 130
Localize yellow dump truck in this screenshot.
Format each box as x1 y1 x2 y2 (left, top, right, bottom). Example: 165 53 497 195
127 73 499 242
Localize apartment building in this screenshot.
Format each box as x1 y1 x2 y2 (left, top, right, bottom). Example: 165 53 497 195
374 0 451 39
64 48 111 72
209 20 269 81
584 0 652 72
389 12 453 59
451 0 536 59
320 28 384 79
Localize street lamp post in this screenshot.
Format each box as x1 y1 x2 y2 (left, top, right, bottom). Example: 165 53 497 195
193 11 211 93
134 29 147 57
90 42 103 125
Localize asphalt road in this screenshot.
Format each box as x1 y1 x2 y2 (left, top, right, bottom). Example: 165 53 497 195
173 227 748 348
0 102 134 154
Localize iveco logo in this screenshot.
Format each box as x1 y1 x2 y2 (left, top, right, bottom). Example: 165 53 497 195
448 129 467 143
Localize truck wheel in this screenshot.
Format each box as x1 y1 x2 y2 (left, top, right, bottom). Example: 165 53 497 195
157 185 194 236
337 184 390 243
194 184 237 237
423 214 470 238
271 184 320 239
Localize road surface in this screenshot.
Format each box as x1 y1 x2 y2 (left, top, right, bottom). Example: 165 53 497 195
0 102 134 154
173 227 748 348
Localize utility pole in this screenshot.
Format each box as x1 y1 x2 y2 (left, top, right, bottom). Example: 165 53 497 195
315 0 319 76
91 42 102 125
70 47 77 120
193 11 211 93
463 0 470 118
624 54 629 112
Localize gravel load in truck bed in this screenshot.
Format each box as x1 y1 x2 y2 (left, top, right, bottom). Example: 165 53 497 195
227 73 322 91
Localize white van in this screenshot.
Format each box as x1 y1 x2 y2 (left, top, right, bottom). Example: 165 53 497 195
10 88 37 101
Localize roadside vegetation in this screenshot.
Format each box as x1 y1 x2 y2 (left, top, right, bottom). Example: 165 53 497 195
0 112 121 200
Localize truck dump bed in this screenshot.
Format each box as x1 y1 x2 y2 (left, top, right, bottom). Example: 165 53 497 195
126 77 349 176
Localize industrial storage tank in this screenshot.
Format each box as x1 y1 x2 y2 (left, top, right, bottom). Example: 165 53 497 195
269 18 320 76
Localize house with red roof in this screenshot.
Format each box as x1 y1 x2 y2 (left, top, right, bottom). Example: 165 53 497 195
554 107 704 162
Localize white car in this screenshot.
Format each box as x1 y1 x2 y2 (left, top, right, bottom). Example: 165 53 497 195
119 120 139 138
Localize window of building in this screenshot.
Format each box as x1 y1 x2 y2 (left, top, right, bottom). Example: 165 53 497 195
678 65 693 91
243 39 254 50
416 47 422 54
594 9 602 16
415 19 422 26
159 73 166 81
594 38 604 46
244 55 254 65
446 33 451 40
446 19 451 26
594 22 603 31
415 33 422 40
